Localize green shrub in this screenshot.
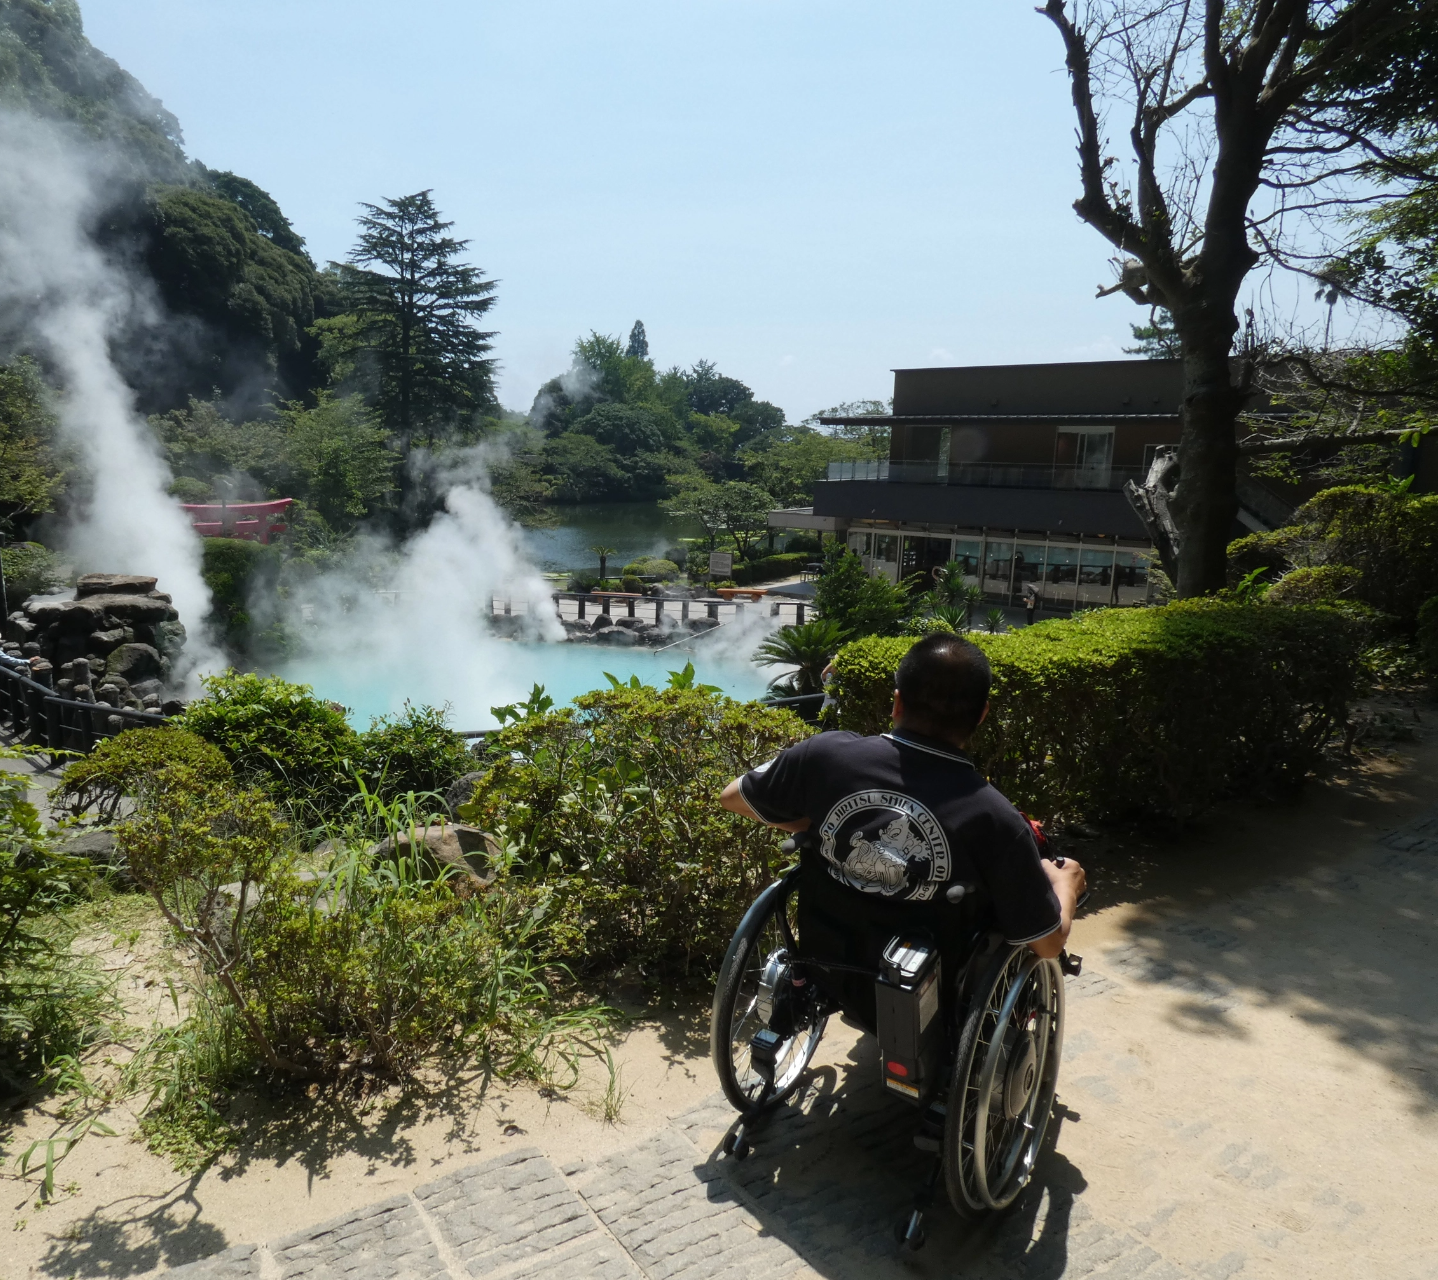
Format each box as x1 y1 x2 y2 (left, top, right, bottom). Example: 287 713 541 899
1418 596 1438 679
686 549 711 578
358 704 475 802
460 685 811 975
813 545 915 636
783 532 822 554
201 538 282 651
54 728 233 824
178 671 360 813
731 553 811 585
1228 487 1438 624
1 542 62 603
620 574 645 594
0 747 111 1089
567 570 599 593
1265 565 1364 607
621 557 680 581
824 601 1366 822
753 618 849 695
900 615 957 637
116 777 596 1100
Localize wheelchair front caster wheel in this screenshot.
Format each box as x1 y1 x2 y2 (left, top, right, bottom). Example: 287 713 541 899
722 1128 751 1161
895 1211 926 1253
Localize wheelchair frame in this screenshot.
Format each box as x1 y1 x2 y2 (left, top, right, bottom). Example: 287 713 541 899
709 861 1071 1250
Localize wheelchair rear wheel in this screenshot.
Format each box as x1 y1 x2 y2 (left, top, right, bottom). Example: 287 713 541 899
944 944 1065 1218
711 872 827 1113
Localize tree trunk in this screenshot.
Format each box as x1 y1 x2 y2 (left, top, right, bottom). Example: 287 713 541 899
1171 339 1244 596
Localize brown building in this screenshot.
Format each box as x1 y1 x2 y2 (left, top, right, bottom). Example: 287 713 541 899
774 359 1214 612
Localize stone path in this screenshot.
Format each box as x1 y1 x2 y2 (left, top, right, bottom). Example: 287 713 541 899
160 806 1438 1280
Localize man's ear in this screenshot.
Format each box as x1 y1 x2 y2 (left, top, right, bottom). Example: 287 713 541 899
976 701 990 728
891 689 904 724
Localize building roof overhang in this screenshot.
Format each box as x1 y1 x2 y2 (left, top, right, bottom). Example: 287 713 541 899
817 413 1181 426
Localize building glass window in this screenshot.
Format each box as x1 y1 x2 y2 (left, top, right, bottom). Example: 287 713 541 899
1078 545 1117 605
1113 548 1151 605
849 531 872 557
982 539 1015 599
1055 428 1115 489
902 535 953 581
1043 542 1080 606
952 538 983 585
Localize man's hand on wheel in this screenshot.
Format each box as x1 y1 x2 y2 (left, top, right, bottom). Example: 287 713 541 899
1029 857 1086 959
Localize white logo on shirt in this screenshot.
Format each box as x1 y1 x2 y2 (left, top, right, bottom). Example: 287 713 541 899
818 791 951 901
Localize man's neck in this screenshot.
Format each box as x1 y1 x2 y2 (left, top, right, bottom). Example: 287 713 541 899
890 722 971 755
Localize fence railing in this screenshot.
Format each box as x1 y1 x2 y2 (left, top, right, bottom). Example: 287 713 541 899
0 664 167 763
824 459 1144 491
490 592 813 627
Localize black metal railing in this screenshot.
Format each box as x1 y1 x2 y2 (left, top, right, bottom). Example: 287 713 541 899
824 460 1145 492
0 665 167 763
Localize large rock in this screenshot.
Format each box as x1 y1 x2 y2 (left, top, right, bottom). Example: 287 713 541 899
26 598 104 630
153 619 187 658
84 593 174 625
105 642 163 683
367 823 498 895
444 770 485 819
88 626 131 654
595 626 638 645
60 829 132 888
74 574 157 598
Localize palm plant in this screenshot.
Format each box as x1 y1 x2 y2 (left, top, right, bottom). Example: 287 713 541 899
753 618 849 696
931 603 967 631
590 544 617 582
930 560 969 607
960 584 985 628
983 607 1007 634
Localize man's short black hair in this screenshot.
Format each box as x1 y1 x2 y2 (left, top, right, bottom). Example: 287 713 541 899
895 634 992 742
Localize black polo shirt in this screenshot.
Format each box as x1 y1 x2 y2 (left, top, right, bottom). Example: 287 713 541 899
740 728 1061 946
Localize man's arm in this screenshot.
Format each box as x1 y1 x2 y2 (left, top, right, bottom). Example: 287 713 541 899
1027 858 1086 959
719 777 811 833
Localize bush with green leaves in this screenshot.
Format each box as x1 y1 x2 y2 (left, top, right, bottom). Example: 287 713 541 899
621 557 680 581
1227 486 1438 625
358 703 475 802
54 728 232 823
0 748 110 1089
115 771 604 1159
460 684 810 976
178 671 360 814
1264 564 1364 607
1418 596 1438 680
201 537 283 652
1 542 62 603
823 601 1366 822
813 544 915 637
753 618 849 695
731 553 811 585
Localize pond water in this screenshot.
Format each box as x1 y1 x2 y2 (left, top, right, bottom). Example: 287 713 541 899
521 502 701 573
280 635 775 732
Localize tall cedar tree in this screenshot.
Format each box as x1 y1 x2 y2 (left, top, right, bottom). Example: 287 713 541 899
1040 0 1435 597
340 191 498 465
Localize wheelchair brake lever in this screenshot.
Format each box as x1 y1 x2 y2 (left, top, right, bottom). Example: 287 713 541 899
1059 951 1083 977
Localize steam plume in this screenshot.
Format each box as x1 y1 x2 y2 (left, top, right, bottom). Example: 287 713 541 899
0 112 219 679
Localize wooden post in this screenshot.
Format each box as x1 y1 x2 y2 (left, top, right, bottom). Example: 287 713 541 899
797 603 806 624
504 598 512 616
707 601 718 621
681 600 690 622
578 596 586 620
626 597 636 618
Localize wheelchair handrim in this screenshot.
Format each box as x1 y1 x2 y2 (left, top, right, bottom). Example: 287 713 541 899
957 951 1064 1212
726 937 826 1104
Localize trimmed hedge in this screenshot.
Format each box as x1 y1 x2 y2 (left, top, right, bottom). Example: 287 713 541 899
732 552 811 585
1419 596 1438 679
824 601 1366 822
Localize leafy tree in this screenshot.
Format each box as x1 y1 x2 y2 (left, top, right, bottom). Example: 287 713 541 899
684 360 752 417
575 403 665 456
329 190 498 461
717 481 775 560
1040 0 1435 596
665 478 729 551
804 400 893 454
590 544 617 580
739 427 877 507
1124 309 1181 359
814 545 914 637
0 357 63 530
541 432 628 501
625 320 649 359
275 393 395 532
202 169 308 258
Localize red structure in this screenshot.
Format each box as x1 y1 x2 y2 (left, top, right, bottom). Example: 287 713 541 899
180 498 295 544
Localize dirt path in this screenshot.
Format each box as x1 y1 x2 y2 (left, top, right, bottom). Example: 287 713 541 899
4 706 1436 1279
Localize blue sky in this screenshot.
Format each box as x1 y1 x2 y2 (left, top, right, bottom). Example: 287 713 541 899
82 0 1170 419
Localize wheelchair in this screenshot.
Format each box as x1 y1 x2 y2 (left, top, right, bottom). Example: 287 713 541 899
708 837 1078 1252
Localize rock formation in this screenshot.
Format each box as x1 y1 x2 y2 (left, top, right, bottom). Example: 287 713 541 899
4 573 188 713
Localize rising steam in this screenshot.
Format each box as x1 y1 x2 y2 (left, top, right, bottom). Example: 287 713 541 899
0 111 220 680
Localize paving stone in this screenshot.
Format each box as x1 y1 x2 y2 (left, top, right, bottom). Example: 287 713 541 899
163 1243 261 1280
270 1195 445 1280
415 1146 632 1278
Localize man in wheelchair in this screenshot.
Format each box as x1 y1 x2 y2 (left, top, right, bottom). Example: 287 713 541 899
714 634 1086 1240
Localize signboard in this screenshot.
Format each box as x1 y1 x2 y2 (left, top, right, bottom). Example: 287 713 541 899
708 551 734 577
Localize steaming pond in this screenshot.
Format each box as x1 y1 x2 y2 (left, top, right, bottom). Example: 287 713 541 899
521 501 701 573
279 636 775 733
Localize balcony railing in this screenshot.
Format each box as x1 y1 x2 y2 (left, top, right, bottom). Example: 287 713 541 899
825 460 1144 491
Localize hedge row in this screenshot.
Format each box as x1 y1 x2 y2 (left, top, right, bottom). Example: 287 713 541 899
732 553 812 585
824 601 1367 822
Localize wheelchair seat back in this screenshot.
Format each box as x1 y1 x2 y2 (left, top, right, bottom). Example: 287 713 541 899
794 858 992 1037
